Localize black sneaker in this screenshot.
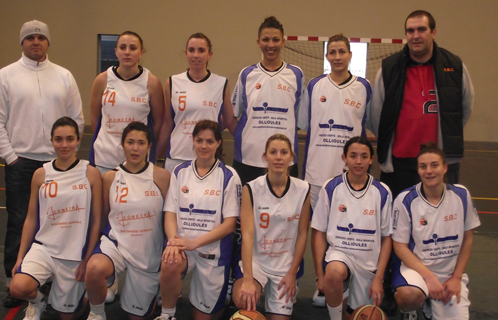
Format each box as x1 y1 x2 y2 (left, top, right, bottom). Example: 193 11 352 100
3 288 23 308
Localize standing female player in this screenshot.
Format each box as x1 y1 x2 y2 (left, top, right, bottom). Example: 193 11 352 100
297 33 372 307
232 16 305 185
392 142 480 320
311 137 392 320
156 33 237 173
232 134 310 320
9 117 102 320
155 120 241 320
85 122 170 320
90 31 164 175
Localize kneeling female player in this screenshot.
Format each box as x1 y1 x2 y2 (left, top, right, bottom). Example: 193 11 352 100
311 136 393 320
156 120 241 320
10 117 102 320
233 134 310 320
392 142 480 320
85 122 170 320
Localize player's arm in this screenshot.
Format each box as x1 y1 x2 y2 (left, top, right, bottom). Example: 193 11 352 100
153 166 171 199
238 185 260 310
367 68 384 137
461 64 474 127
370 236 392 306
0 85 17 164
443 229 474 304
101 170 115 230
65 73 84 138
393 240 444 301
12 168 45 275
311 228 327 292
279 192 311 302
156 77 173 160
76 166 103 281
89 72 107 134
221 81 238 135
174 216 237 251
147 73 165 143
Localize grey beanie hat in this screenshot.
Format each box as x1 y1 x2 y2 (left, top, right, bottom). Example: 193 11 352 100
20 20 50 44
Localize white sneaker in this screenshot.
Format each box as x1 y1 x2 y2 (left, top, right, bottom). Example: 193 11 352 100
105 278 118 303
23 300 46 320
153 316 176 320
312 288 326 307
401 311 418 320
87 311 107 320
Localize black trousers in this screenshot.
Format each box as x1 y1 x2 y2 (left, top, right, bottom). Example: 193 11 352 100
4 157 46 278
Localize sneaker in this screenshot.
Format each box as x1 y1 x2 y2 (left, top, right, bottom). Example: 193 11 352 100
3 288 23 308
87 311 106 320
153 316 176 320
312 288 326 307
23 300 47 320
400 311 417 320
105 278 118 303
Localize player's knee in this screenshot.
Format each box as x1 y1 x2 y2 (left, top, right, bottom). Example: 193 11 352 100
324 264 347 286
85 256 109 282
394 286 425 311
9 278 35 299
160 260 183 280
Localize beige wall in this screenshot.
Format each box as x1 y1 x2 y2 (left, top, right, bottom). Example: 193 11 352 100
1 0 496 141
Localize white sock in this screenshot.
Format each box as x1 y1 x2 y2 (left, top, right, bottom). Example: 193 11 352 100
90 302 106 316
162 306 176 317
327 303 342 320
29 291 44 304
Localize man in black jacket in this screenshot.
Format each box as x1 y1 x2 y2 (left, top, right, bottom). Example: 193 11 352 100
369 10 474 198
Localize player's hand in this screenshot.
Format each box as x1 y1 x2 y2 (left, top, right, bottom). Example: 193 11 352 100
239 278 260 311
443 276 461 305
162 244 185 264
278 272 297 303
168 235 198 251
75 261 87 282
424 273 445 302
11 259 22 277
368 277 384 306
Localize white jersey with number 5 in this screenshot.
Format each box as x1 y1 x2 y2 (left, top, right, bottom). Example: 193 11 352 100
248 175 309 276
311 173 392 272
105 162 164 272
164 159 241 266
392 183 480 278
168 71 226 161
35 160 92 261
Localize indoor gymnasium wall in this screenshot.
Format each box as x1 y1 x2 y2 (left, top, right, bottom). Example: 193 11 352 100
0 0 495 142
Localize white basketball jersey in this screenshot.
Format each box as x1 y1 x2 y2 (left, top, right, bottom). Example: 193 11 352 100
300 74 371 187
91 66 153 169
311 173 392 272
164 160 241 266
35 160 92 261
168 71 226 161
232 62 304 167
248 175 309 276
105 162 165 272
392 183 480 277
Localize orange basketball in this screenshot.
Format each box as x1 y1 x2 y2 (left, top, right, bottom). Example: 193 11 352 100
350 305 387 320
229 310 267 320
